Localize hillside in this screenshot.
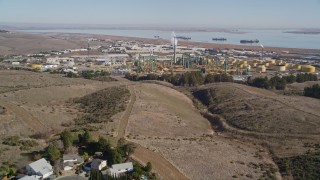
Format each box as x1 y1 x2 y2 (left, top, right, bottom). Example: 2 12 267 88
126 83 280 179
0 70 124 168
193 83 320 135
193 83 320 179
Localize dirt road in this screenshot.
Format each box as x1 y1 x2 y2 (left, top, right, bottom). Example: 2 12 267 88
132 146 188 180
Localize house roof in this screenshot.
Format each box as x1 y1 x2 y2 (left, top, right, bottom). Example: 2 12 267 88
63 161 74 168
27 158 53 176
91 159 106 170
112 162 133 171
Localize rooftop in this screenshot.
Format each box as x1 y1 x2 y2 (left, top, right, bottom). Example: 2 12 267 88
27 158 53 176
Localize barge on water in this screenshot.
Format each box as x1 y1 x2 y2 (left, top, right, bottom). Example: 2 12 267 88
176 36 191 40
212 38 227 41
240 39 259 43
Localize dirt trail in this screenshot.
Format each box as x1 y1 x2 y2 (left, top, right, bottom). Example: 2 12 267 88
2 102 48 133
115 82 189 180
131 146 188 180
116 85 136 141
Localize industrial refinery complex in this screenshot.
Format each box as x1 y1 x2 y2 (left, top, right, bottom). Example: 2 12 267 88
1 33 318 81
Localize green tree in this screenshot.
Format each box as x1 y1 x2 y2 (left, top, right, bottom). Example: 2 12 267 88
122 143 136 158
89 170 103 180
111 149 123 164
47 144 61 161
144 162 152 173
284 75 296 84
0 165 9 178
97 136 111 152
304 84 320 99
83 152 89 162
0 165 16 178
275 78 287 90
78 130 91 145
248 77 270 89
60 129 74 151
181 72 190 86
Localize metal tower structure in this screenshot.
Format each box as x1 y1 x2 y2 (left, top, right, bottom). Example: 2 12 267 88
171 32 178 68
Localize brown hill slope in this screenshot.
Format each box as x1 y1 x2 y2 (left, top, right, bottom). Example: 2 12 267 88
194 83 320 135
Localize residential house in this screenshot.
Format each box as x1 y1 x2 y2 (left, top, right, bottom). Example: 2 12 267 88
26 158 53 179
91 159 107 171
63 154 84 171
107 162 133 178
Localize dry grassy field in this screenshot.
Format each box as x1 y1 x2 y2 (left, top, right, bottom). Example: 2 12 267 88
126 83 280 180
1 70 318 179
0 70 124 168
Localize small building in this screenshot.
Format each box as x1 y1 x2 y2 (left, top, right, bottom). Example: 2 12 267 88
12 62 20 66
63 154 84 171
107 162 133 178
91 159 107 171
26 158 53 179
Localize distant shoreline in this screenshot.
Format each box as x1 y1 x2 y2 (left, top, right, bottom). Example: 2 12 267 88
1 31 320 56
284 31 320 35
62 32 320 54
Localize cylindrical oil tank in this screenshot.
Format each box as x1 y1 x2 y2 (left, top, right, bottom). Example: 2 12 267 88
256 65 266 73
301 65 315 73
273 65 286 72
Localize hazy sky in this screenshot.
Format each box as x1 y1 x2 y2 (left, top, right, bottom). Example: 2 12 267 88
0 0 320 28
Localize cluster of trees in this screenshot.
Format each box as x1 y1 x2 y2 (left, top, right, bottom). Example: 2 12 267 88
65 70 111 79
125 72 233 87
248 73 318 90
304 84 320 99
59 129 137 165
80 70 111 79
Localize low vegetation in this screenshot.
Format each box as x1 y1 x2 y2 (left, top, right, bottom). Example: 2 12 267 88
65 70 117 82
73 86 130 125
275 152 320 180
2 136 38 151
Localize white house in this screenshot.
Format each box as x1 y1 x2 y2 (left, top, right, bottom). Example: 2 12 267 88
91 159 107 171
107 162 133 178
26 158 53 179
63 154 84 171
